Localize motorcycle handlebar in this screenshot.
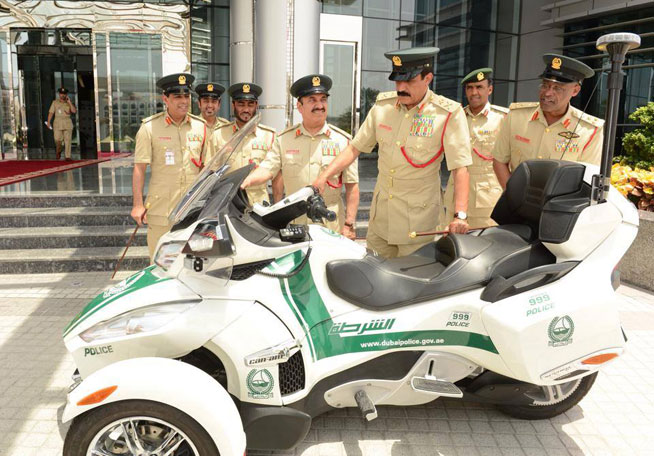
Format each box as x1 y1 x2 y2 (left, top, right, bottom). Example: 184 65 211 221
307 191 337 223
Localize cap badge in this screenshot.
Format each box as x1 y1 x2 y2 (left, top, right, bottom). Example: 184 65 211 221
392 55 402 67
243 84 251 93
551 57 562 70
476 72 484 81
178 75 186 85
312 76 320 87
207 84 214 92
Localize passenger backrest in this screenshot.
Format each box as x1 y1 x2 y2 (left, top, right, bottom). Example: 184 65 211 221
491 160 589 244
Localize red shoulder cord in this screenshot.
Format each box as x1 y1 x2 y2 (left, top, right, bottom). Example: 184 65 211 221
473 147 493 161
190 123 207 169
400 112 451 168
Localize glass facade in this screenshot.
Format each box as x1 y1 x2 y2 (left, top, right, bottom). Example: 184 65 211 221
324 0 521 122
190 0 231 120
562 7 654 155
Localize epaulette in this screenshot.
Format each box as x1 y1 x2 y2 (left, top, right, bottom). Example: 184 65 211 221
375 91 398 103
257 123 277 134
141 112 165 124
187 113 208 125
430 94 461 113
509 102 539 110
491 104 509 114
279 123 300 137
216 120 235 131
327 124 352 140
572 109 604 129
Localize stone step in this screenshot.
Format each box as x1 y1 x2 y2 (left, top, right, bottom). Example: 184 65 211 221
0 193 132 208
0 246 150 274
0 225 146 250
0 206 132 228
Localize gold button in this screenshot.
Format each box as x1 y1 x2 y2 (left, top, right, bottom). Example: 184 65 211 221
538 155 543 159
389 194 393 199
311 137 316 141
390 169 395 174
396 141 400 146
405 114 409 118
545 128 550 133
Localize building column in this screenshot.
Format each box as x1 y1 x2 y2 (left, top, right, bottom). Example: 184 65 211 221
255 0 320 130
291 0 321 125
255 0 288 131
230 0 254 83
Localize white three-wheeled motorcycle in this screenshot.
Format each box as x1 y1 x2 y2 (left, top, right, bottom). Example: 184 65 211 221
60 33 641 456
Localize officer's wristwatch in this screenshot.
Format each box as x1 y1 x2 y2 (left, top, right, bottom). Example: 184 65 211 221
344 222 355 228
453 211 468 221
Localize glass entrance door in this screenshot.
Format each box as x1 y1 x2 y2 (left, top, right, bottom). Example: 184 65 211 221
320 41 358 134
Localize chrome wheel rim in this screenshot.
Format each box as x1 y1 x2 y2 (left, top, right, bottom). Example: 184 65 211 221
87 416 200 456
528 378 582 406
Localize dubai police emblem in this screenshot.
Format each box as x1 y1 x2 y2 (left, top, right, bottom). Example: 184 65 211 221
551 57 562 70
246 368 274 399
409 115 435 137
312 76 321 87
392 55 402 67
207 84 214 92
476 72 484 81
178 74 186 85
243 84 251 93
548 315 574 347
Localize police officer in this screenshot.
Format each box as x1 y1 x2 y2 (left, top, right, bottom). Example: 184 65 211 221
195 82 230 130
47 87 76 160
242 74 360 239
493 54 604 189
313 47 472 258
214 82 276 205
443 68 506 229
131 73 214 259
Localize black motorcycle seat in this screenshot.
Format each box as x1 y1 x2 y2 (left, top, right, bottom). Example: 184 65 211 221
326 225 554 310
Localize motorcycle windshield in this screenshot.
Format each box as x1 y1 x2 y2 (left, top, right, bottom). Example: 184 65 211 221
168 114 260 224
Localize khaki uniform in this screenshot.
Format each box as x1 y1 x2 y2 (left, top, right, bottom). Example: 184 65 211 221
214 121 276 205
492 102 604 170
260 122 358 231
443 102 506 229
134 111 214 258
48 99 74 158
351 89 472 258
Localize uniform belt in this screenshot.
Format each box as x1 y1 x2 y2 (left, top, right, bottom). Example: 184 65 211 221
378 172 439 191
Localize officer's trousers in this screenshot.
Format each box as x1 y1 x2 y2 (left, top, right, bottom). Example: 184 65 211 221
366 229 430 259
147 224 172 262
54 128 72 159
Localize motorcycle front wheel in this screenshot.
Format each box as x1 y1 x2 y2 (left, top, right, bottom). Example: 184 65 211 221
63 399 219 456
497 372 598 420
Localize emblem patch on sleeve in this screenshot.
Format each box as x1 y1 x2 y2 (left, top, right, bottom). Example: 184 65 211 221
409 115 435 137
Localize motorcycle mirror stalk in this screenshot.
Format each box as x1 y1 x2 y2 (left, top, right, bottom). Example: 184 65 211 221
591 32 641 204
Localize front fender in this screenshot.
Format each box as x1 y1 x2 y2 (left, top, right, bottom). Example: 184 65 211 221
63 357 246 456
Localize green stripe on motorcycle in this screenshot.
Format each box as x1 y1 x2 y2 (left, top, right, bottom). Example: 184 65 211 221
63 266 169 337
277 253 498 360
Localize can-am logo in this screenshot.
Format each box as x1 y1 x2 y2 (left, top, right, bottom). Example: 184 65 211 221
246 369 274 399
548 315 574 347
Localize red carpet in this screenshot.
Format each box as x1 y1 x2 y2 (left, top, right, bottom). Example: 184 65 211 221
0 159 111 186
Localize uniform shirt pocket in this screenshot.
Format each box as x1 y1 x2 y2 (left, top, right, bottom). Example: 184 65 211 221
407 190 439 233
474 181 502 209
404 135 439 165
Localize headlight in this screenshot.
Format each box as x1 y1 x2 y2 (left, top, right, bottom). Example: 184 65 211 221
154 241 185 270
79 303 197 343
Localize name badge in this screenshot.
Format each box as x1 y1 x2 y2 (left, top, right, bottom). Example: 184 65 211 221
165 149 175 165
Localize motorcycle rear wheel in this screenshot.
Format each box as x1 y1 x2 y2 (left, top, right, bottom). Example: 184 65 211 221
63 399 219 456
497 372 597 420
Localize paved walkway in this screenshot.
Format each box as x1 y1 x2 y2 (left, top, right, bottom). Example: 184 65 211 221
0 272 652 456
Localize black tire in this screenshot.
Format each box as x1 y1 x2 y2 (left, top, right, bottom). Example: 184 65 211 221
63 399 220 456
496 372 598 420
